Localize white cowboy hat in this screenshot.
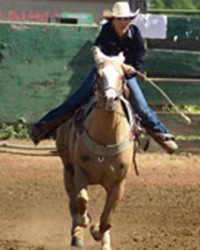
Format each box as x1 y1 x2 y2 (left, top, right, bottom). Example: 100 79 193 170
103 1 140 20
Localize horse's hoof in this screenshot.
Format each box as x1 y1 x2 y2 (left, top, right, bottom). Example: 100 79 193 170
71 236 84 247
90 225 103 241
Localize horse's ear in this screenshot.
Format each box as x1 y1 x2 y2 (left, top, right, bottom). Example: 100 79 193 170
93 46 109 66
122 63 136 75
109 52 125 64
92 47 125 65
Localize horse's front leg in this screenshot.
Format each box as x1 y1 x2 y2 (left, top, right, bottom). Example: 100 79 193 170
60 164 84 247
74 166 91 228
91 179 126 248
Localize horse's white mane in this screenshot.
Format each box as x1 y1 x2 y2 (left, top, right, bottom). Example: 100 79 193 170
93 46 125 66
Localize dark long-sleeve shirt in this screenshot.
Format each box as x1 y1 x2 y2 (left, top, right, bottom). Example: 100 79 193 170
94 21 145 71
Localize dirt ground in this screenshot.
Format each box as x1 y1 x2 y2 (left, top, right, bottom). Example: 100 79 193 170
0 140 200 250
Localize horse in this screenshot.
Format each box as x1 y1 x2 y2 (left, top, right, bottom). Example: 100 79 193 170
56 46 136 250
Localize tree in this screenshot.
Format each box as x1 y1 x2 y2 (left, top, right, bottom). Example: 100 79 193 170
151 0 199 9
150 0 165 8
192 0 200 8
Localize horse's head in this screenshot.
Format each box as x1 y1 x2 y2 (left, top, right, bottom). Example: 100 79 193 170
93 46 135 112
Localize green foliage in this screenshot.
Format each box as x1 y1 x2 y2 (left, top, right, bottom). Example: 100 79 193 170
150 0 165 8
150 0 200 9
161 105 200 114
0 119 29 140
193 0 200 8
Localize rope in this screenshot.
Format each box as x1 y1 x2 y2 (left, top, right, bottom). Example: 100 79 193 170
136 71 192 125
0 143 56 150
150 77 200 84
133 139 139 176
0 142 57 157
0 149 58 157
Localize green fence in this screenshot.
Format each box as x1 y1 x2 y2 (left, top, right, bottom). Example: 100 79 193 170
0 16 200 152
0 22 99 123
142 15 200 153
148 8 200 16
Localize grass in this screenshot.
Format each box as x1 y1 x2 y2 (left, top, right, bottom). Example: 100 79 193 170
161 105 200 114
0 105 200 141
0 119 29 140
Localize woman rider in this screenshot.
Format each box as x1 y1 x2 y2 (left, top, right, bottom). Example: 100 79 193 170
29 1 178 154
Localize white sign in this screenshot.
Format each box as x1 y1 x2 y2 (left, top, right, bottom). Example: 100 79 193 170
134 14 167 39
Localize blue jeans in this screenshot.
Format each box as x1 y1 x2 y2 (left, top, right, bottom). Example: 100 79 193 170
127 76 169 133
35 67 169 134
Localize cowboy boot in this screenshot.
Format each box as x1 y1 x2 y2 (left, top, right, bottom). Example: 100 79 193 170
146 129 178 154
29 113 73 145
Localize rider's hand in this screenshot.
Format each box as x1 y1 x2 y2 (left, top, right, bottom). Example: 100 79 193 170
122 64 137 75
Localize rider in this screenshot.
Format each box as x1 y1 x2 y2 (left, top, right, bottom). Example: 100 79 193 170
29 1 178 154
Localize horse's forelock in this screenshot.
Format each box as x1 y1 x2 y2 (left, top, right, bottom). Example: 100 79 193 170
98 60 124 80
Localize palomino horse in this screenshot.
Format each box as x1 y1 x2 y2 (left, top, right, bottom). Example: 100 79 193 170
56 47 136 250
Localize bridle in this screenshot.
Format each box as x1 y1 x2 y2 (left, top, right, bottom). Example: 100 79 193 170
95 64 127 111
78 61 139 175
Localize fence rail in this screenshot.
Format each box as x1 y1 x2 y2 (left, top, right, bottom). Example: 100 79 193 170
148 8 200 16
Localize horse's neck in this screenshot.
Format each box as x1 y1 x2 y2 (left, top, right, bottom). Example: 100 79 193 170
84 103 130 144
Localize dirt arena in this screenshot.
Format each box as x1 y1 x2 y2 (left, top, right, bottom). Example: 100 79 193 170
0 140 200 250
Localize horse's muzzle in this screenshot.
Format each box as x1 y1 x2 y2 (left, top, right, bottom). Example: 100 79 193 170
102 95 118 112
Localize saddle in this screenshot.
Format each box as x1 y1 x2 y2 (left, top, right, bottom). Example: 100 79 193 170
74 93 135 131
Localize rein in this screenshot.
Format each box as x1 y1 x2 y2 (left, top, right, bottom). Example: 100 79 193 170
95 71 126 95
102 86 123 99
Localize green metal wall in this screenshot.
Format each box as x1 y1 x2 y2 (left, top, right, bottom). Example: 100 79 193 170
0 22 99 123
0 16 200 123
